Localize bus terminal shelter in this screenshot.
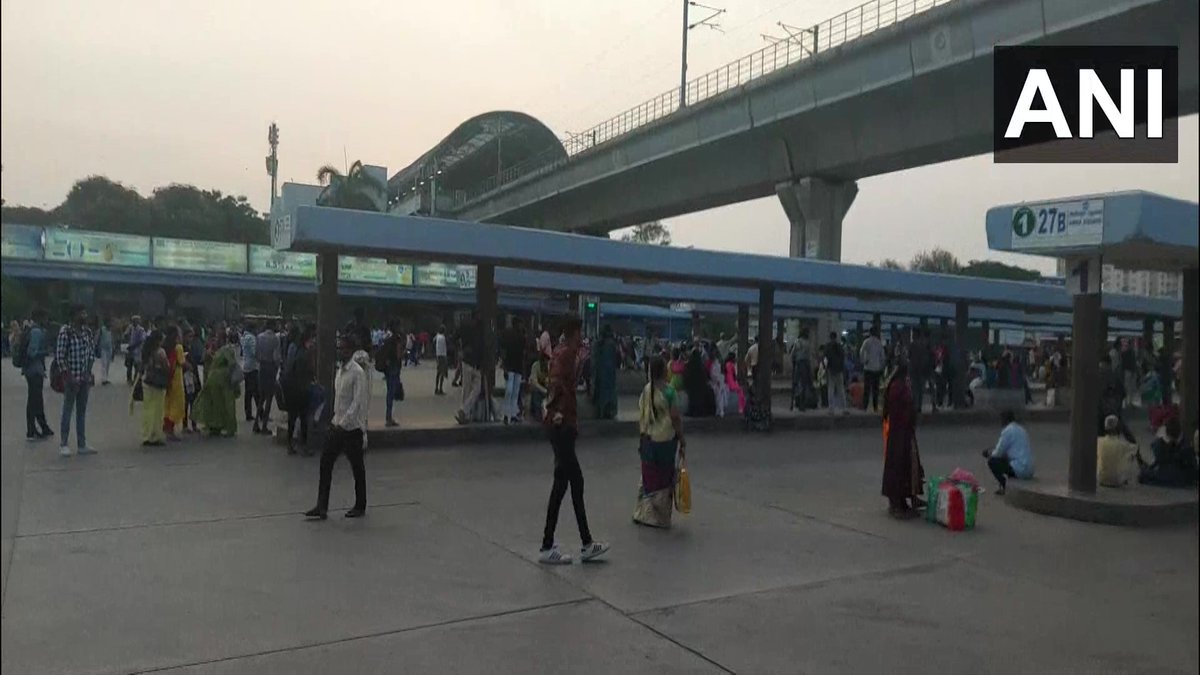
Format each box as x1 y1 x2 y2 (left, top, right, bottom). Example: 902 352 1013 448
986 191 1198 516
273 200 1187 441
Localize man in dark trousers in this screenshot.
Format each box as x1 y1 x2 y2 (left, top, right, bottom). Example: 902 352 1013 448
909 329 935 415
539 318 610 565
305 334 369 520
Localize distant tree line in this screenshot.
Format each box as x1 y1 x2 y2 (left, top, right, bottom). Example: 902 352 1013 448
867 246 1042 282
1 176 269 244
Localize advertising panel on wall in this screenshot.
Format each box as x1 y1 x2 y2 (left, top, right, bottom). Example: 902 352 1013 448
43 227 151 267
153 237 247 273
415 263 476 289
249 245 317 279
339 256 413 286
0 224 45 260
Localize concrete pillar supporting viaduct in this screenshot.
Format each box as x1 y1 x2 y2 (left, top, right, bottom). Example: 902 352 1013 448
776 177 859 261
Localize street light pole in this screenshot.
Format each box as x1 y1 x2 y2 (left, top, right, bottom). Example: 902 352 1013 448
679 0 689 110
679 2 725 111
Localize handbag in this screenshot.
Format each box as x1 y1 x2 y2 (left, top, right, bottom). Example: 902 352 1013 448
49 360 65 393
674 457 692 514
144 360 169 389
132 375 145 402
396 378 405 402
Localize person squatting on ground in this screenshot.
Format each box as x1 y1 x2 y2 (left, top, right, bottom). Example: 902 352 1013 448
982 409 1035 495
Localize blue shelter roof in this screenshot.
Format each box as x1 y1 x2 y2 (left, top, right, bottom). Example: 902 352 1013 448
986 191 1198 271
279 207 1184 318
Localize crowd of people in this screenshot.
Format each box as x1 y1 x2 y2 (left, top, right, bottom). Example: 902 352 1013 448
7 307 1196 548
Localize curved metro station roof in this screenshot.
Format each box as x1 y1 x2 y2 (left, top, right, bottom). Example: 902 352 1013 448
387 111 565 201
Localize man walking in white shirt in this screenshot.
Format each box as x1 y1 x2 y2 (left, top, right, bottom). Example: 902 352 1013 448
434 326 449 395
305 334 370 520
859 327 886 412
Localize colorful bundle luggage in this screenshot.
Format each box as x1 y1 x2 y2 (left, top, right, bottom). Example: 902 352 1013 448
924 470 981 531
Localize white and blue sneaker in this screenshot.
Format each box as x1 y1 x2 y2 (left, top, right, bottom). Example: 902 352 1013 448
580 541 610 562
58 445 73 457
77 446 98 456
538 545 573 565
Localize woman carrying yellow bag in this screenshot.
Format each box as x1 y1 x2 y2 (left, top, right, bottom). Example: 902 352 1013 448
634 357 687 527
674 456 691 514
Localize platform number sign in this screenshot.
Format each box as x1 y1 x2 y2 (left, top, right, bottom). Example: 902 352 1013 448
1010 200 1103 251
1066 256 1101 296
1012 205 1067 238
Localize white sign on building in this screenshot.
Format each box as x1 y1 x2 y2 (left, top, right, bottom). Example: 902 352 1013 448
1010 199 1104 250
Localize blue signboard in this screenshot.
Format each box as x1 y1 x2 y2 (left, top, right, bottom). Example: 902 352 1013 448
43 227 151 267
0 224 44 260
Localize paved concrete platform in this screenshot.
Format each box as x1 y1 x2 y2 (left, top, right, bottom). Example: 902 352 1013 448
2 366 1196 674
1007 481 1199 526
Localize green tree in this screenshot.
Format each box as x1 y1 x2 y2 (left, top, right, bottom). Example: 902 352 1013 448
316 161 386 212
866 258 904 270
0 205 56 225
56 176 153 236
959 259 1041 281
620 221 671 246
2 176 268 243
909 247 962 274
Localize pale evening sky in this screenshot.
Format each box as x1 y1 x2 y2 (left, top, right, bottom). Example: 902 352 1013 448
2 0 1197 276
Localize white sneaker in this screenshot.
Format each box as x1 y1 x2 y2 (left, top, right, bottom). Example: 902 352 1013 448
538 546 573 565
580 541 610 562
77 446 98 455
58 445 73 457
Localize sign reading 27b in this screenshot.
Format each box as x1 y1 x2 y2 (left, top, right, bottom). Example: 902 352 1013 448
1010 199 1104 250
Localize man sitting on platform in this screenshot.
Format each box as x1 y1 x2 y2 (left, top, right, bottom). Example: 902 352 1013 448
982 409 1035 495
1137 417 1198 488
1097 414 1138 488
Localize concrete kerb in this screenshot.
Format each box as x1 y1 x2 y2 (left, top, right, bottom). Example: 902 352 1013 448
275 407 1069 451
1006 482 1200 527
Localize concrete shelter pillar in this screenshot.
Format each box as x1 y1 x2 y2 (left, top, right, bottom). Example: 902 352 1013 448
1142 318 1154 351
1068 293 1103 493
757 287 776 415
1181 268 1198 443
1162 318 1176 404
316 252 339 424
737 304 750 382
776 177 858 261
478 264 497 419
953 301 968 408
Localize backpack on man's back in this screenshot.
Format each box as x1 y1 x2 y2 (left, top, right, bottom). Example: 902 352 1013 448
10 326 32 369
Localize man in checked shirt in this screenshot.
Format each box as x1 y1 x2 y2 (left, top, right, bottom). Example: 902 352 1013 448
55 305 98 457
